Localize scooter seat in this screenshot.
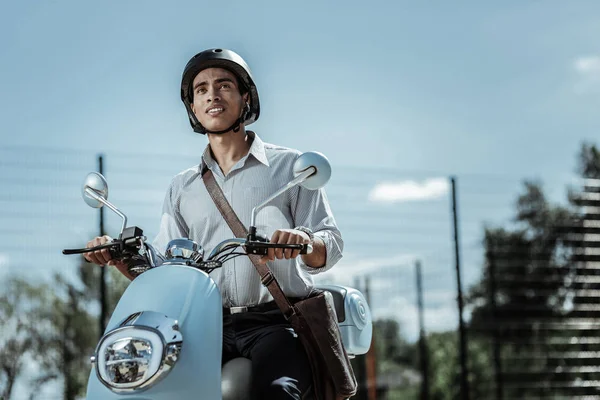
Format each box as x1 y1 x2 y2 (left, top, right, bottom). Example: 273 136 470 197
222 357 252 400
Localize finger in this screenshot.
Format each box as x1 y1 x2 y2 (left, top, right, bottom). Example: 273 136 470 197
270 230 282 259
85 238 104 265
290 235 302 259
88 252 103 265
90 238 104 260
275 231 288 260
99 248 112 265
83 240 94 262
270 230 281 243
83 242 92 262
285 234 297 259
267 247 276 262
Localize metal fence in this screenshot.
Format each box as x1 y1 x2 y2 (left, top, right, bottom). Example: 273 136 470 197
466 178 600 400
0 145 596 399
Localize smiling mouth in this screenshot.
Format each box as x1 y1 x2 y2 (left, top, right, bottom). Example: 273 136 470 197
207 107 224 115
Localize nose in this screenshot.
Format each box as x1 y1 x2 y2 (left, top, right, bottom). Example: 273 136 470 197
207 86 221 103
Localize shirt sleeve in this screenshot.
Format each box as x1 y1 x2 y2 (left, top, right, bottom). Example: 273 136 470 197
291 185 344 275
151 178 189 257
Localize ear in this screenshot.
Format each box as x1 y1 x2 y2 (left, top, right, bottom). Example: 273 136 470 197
190 103 196 114
242 92 249 104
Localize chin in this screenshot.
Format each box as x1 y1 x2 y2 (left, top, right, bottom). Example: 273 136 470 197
199 118 236 133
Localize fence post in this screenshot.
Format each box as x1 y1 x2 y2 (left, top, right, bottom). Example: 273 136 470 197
451 176 470 400
416 260 429 400
98 154 107 338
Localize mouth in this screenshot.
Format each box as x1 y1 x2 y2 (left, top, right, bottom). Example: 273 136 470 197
206 106 225 116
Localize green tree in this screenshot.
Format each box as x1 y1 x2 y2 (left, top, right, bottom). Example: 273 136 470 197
0 278 54 400
373 319 414 373
466 141 600 398
577 142 600 179
40 262 129 399
420 331 493 400
0 258 130 400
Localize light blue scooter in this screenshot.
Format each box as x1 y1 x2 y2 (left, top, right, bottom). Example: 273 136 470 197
63 152 373 399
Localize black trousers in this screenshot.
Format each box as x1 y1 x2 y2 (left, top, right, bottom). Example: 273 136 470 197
222 309 313 400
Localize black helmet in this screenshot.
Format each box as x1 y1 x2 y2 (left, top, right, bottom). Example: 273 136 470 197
180 48 260 134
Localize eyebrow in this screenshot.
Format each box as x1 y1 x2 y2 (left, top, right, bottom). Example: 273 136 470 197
193 77 236 91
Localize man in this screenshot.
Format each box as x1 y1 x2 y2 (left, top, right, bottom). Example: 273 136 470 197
84 48 343 399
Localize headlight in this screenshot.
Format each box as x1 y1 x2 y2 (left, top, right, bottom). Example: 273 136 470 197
93 312 182 393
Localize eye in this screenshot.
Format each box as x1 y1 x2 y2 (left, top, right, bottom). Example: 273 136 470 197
196 87 207 95
220 83 231 89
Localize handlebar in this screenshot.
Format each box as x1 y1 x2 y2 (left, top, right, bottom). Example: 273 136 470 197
63 234 313 277
62 242 119 255
244 241 312 257
62 234 151 277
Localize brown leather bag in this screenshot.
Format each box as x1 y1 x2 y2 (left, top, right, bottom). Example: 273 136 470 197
202 169 358 400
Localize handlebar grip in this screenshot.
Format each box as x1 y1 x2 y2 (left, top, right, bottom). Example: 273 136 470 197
299 243 313 255
62 242 120 256
245 242 313 256
62 248 93 255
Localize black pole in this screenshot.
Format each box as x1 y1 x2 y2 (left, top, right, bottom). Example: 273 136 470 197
488 242 503 400
415 261 429 400
451 176 470 400
416 260 429 400
99 155 107 338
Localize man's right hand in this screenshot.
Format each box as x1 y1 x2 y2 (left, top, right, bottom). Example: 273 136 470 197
83 235 126 269
83 235 134 280
83 235 115 265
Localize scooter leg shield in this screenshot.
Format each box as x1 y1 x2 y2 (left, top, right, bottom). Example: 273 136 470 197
86 266 223 399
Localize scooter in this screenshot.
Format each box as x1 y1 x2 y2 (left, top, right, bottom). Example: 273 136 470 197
63 151 373 399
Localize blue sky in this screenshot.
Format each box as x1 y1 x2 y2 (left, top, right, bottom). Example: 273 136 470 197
2 1 599 176
2 1 600 397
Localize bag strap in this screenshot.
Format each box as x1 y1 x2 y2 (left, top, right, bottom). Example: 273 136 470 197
201 167 297 319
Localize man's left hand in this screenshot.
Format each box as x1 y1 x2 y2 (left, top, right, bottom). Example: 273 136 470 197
258 228 311 265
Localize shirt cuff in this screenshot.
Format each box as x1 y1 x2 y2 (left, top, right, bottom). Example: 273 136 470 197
297 230 343 275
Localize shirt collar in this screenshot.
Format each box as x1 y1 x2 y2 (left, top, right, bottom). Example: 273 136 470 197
246 131 270 167
199 130 270 174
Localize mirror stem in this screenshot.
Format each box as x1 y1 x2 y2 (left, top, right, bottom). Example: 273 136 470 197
249 167 316 233
85 187 128 234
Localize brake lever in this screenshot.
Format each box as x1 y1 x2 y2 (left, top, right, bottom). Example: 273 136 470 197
62 241 121 255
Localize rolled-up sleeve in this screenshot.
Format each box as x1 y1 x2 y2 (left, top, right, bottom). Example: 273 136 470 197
151 179 189 256
292 186 343 275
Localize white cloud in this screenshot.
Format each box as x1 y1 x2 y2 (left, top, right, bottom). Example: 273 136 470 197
0 253 8 268
574 56 600 75
572 55 600 94
368 178 449 204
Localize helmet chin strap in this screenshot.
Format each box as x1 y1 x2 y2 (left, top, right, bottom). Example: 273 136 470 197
203 103 249 135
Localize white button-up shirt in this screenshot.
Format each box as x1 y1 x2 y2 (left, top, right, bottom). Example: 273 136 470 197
152 132 343 307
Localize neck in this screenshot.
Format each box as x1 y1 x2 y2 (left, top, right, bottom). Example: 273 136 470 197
207 127 251 175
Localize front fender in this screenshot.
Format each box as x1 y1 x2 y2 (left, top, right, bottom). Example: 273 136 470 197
86 265 223 400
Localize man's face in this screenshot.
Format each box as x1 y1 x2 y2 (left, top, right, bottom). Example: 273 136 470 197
190 67 248 133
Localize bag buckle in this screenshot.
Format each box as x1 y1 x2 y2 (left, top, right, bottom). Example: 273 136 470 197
283 305 297 321
261 271 275 286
